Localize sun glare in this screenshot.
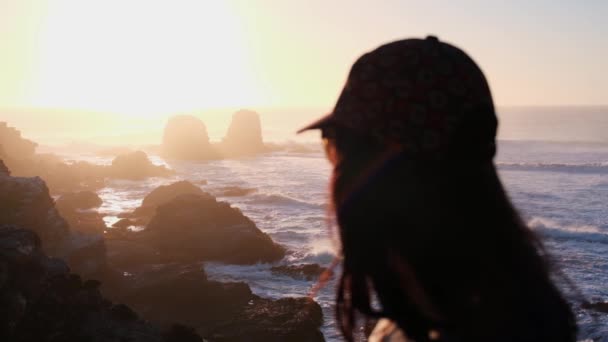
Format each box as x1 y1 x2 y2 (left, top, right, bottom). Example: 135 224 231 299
26 0 266 117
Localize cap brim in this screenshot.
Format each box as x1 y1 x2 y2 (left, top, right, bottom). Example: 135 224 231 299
296 113 334 134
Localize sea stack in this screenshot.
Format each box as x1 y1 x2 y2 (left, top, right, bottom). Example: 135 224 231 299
161 115 217 160
220 110 266 156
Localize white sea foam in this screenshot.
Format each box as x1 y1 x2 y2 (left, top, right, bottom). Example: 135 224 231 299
498 162 608 174
529 217 608 244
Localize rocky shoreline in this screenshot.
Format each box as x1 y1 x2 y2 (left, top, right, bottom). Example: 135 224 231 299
1 119 328 341
1 169 325 341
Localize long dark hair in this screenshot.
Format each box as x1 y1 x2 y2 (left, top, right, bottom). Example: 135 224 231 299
328 126 577 341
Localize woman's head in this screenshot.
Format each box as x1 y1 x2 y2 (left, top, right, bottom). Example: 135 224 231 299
300 37 576 341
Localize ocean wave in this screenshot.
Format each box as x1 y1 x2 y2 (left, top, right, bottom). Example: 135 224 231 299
529 217 608 244
498 162 608 174
252 193 325 209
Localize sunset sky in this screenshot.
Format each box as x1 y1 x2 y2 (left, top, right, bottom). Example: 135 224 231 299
0 0 606 143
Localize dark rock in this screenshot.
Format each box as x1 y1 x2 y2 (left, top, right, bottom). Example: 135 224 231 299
271 263 331 281
582 301 608 313
215 186 257 197
56 191 107 235
163 324 205 342
0 172 70 255
109 151 174 180
66 232 107 276
111 263 252 328
162 115 218 160
135 180 207 216
56 191 103 210
142 194 285 264
106 262 324 341
0 172 106 276
219 110 266 156
209 297 325 342
0 225 198 342
105 238 162 269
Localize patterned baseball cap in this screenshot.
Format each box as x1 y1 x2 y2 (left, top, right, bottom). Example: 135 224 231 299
298 36 497 160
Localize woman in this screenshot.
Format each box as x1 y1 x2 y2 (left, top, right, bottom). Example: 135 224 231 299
299 36 577 341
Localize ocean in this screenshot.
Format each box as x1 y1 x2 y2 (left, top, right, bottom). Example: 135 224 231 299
57 106 607 341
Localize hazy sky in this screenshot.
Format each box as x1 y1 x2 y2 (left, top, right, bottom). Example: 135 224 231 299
1 0 606 118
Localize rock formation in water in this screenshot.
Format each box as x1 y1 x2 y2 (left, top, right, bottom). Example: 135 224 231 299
144 194 285 264
109 191 285 265
135 180 207 216
219 109 267 156
162 115 217 160
109 151 174 180
0 225 203 342
56 191 107 236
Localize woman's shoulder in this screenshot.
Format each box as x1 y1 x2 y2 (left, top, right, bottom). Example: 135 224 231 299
368 318 409 342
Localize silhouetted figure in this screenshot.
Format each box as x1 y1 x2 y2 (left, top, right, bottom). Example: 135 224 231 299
299 36 577 342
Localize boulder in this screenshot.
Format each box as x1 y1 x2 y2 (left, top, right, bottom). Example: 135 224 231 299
141 194 285 264
109 151 174 180
271 263 331 281
208 297 325 342
107 262 324 341
0 225 202 342
56 191 103 210
135 181 207 216
220 110 267 156
55 191 106 236
162 115 217 160
581 301 608 313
